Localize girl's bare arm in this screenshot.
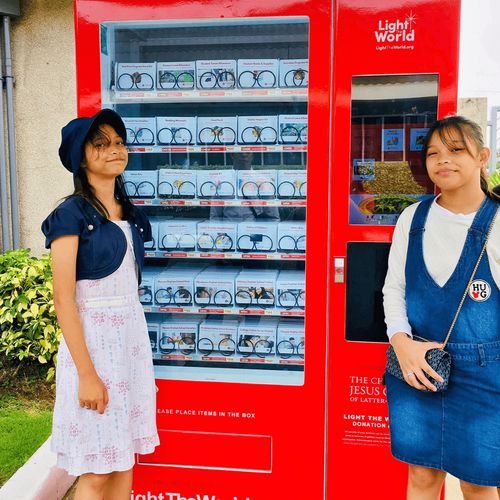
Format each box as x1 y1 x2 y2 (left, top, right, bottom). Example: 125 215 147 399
51 235 108 414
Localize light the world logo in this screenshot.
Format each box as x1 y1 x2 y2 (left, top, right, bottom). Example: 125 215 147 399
374 11 416 43
468 279 491 302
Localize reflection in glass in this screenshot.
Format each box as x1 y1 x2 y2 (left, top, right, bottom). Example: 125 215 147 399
349 74 438 225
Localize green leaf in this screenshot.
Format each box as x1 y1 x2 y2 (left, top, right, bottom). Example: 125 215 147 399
44 324 55 334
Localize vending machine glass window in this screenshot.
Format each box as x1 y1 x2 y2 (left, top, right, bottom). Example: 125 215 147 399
349 74 438 226
346 74 438 342
100 17 309 386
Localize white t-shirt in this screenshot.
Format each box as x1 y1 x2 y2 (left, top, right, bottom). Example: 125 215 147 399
383 197 500 341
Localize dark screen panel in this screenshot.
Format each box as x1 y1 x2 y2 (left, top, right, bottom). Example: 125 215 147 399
346 242 390 343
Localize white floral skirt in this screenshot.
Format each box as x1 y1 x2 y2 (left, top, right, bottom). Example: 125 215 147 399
51 294 159 476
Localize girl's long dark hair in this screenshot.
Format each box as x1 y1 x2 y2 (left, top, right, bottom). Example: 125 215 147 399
62 121 136 219
421 115 499 202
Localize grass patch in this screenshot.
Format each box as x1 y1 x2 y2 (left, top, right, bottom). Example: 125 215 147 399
0 358 55 486
0 399 53 486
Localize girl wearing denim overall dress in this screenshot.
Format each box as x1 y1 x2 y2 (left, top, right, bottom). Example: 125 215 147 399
41 110 159 500
383 116 500 500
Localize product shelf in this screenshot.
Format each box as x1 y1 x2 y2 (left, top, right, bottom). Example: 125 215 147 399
109 87 308 104
126 144 307 154
153 353 304 366
133 198 307 207
142 305 305 317
144 250 305 261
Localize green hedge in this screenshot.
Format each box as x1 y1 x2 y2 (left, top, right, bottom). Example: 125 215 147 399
0 250 60 381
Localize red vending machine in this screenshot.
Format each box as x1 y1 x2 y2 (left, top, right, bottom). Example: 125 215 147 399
73 0 461 498
75 1 331 499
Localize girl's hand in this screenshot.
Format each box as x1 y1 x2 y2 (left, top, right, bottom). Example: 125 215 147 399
390 332 445 392
78 371 109 414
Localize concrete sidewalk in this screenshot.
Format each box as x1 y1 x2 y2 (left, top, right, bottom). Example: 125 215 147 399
0 438 75 500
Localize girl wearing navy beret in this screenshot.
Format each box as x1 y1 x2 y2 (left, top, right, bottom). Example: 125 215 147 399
41 109 158 499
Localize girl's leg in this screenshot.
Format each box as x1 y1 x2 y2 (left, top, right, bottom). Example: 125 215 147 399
75 472 111 500
103 468 133 500
460 481 498 500
407 465 446 500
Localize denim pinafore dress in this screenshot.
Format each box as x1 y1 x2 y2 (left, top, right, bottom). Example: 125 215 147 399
386 197 500 486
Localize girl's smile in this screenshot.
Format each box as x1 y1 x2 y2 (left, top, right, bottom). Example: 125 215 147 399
425 128 488 196
83 124 128 178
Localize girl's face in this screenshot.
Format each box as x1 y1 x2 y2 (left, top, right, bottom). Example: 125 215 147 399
425 128 489 194
83 124 128 180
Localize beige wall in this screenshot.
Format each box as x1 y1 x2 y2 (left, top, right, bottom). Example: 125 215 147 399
12 0 75 256
458 97 488 140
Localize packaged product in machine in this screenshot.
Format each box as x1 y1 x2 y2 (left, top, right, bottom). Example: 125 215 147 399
115 62 156 91
158 168 197 198
122 170 158 199
194 267 240 308
196 169 236 199
156 61 195 90
277 169 307 198
158 317 202 357
157 219 199 252
197 116 237 145
278 59 309 88
235 269 279 309
237 170 277 199
236 220 279 253
146 317 161 356
276 270 305 310
197 219 237 253
276 319 305 360
237 317 279 359
153 271 198 307
195 60 237 89
156 117 196 145
139 269 157 305
237 116 278 144
197 319 240 357
122 117 157 145
278 115 308 144
277 221 306 253
237 59 279 88
144 216 164 251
